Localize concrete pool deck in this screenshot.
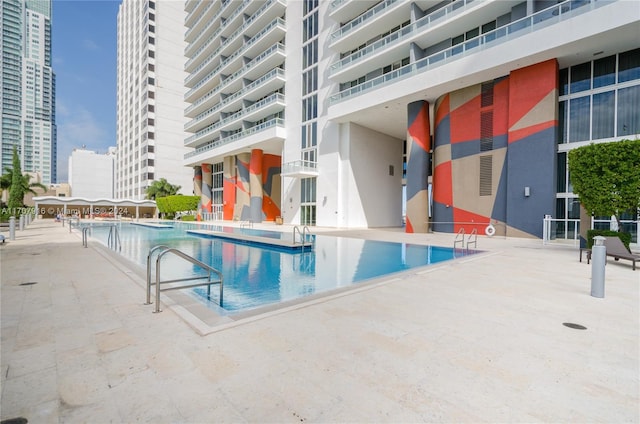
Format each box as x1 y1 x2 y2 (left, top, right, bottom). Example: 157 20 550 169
1 219 638 423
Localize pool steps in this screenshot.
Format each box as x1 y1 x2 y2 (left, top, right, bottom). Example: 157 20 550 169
186 229 313 251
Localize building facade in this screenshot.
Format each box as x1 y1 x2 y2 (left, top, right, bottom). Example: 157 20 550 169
68 147 116 198
116 0 193 200
1 0 57 184
183 0 639 238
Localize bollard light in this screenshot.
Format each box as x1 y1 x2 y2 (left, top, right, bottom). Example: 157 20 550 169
590 236 606 298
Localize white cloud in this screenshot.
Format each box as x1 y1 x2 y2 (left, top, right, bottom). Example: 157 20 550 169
82 38 99 51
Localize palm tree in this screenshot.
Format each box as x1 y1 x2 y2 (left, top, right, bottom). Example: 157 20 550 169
145 178 181 200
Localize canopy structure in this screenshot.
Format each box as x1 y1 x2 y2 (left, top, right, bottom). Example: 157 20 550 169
32 196 157 219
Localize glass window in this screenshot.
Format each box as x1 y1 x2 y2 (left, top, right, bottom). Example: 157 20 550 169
591 91 615 139
617 85 640 136
556 152 566 193
618 48 640 83
559 68 569 96
558 100 567 143
568 198 581 219
569 96 590 142
593 55 616 88
570 63 591 93
556 198 566 219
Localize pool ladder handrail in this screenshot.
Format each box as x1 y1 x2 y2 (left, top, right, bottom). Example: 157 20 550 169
293 225 314 250
453 227 478 254
145 245 223 313
107 224 121 251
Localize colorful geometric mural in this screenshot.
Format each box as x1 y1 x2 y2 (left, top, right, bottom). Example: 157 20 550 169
406 100 430 233
432 60 558 238
193 166 202 217
201 163 212 213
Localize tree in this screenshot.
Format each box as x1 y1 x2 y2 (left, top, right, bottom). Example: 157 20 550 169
145 178 181 200
568 139 640 227
4 147 47 214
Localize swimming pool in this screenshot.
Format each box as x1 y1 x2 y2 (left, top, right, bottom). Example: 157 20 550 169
84 222 474 314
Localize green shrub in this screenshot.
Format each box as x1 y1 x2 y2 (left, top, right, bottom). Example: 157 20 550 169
180 215 196 221
155 195 199 216
586 229 631 250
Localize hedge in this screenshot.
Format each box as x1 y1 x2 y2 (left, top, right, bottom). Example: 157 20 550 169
586 229 632 250
155 195 199 215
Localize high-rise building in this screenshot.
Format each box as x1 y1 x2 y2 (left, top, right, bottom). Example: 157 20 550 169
116 0 192 200
183 0 639 239
68 147 116 198
1 0 57 184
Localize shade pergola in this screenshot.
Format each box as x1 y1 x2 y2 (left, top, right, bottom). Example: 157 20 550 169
32 196 157 219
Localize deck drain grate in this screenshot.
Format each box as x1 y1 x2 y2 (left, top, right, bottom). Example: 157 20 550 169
563 322 587 330
19 282 38 286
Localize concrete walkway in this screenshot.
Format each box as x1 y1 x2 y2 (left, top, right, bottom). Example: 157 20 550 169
1 219 638 423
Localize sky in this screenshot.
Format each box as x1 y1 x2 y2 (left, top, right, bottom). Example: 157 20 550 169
52 0 121 182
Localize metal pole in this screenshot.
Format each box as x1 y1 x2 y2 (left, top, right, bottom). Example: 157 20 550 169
590 236 606 298
9 216 15 240
19 215 24 231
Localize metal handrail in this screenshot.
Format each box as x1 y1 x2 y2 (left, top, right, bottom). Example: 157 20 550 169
466 228 478 252
107 225 121 251
146 246 223 313
454 228 465 249
293 225 314 249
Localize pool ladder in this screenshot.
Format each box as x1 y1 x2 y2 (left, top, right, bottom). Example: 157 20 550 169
145 245 223 313
453 228 477 254
293 225 314 250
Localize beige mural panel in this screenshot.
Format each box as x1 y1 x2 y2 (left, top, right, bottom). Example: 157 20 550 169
451 147 507 217
406 189 429 233
510 89 558 132
433 144 451 169
450 85 481 112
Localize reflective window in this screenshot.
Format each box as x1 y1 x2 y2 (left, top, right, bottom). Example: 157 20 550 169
592 91 615 139
570 62 591 93
618 48 640 83
568 96 590 142
617 85 640 136
593 55 615 88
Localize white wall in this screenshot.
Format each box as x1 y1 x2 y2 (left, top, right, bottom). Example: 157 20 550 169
154 0 193 195
323 122 403 228
69 150 114 198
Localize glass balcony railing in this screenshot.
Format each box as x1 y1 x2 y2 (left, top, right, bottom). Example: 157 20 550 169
185 67 285 131
185 18 285 99
185 118 285 160
330 0 609 104
185 43 285 115
185 1 215 40
330 0 399 42
330 0 475 75
185 93 285 145
281 160 318 175
186 0 263 85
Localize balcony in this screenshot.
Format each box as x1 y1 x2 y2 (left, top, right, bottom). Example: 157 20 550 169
280 160 319 177
329 0 481 80
185 43 286 117
330 0 400 46
185 67 286 131
184 118 285 162
185 93 285 147
330 0 611 104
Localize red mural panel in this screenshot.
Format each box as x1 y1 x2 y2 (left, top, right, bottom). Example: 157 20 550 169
433 161 453 206
452 207 491 235
435 94 450 130
508 59 558 144
450 95 480 144
493 78 510 137
223 177 235 220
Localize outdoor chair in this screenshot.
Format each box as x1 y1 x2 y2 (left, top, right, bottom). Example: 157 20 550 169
603 236 639 271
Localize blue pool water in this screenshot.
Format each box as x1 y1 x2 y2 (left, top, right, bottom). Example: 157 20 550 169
85 222 473 314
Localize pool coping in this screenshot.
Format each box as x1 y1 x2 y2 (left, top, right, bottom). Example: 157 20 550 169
90 238 496 336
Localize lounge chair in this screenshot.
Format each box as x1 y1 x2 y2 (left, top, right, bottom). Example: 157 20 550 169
603 236 639 271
